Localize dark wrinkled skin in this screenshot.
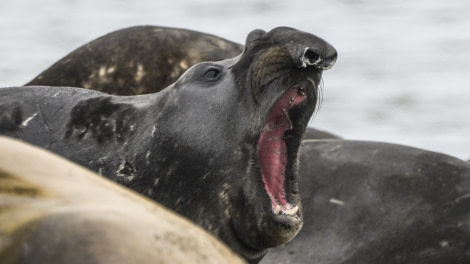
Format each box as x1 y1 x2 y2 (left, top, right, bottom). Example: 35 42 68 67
26 25 340 140
262 139 470 264
0 27 337 263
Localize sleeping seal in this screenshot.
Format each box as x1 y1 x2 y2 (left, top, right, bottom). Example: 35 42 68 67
0 27 337 263
26 26 243 95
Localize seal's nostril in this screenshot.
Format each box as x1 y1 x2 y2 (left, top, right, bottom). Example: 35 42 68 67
300 48 323 69
303 49 321 65
302 48 337 71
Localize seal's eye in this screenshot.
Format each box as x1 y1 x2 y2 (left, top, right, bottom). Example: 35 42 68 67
202 67 222 82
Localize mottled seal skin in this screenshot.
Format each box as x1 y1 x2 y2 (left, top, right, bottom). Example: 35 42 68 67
0 136 245 264
26 26 244 95
262 139 470 264
0 27 337 263
25 25 339 140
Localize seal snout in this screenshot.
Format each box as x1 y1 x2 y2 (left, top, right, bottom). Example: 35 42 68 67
260 26 338 71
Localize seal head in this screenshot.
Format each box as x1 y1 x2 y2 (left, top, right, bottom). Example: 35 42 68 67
150 27 337 262
234 26 336 253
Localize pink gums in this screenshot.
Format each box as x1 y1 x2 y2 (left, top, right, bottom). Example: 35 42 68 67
257 86 306 212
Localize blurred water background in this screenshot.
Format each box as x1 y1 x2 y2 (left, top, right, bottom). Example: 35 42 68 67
1 0 469 159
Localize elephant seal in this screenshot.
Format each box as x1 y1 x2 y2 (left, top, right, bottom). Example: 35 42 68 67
25 25 340 140
262 139 470 264
0 27 337 263
0 136 244 264
26 26 243 95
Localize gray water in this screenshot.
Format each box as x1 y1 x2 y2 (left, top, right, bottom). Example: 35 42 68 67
1 0 469 159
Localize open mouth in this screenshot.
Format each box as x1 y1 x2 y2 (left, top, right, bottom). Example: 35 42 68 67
257 82 310 217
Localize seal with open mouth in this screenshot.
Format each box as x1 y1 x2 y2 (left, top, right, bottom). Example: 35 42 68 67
25 25 340 140
0 27 337 263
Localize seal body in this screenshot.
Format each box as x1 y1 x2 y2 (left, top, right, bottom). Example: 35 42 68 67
0 136 245 264
0 27 337 263
262 140 470 264
26 26 243 95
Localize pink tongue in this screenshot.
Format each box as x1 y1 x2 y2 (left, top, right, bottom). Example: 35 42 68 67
257 87 306 210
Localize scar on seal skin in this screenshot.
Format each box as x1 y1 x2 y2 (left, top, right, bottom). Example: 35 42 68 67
262 140 470 264
0 136 245 264
26 25 340 140
0 27 336 263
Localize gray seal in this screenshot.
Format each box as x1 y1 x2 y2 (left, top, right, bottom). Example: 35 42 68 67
0 27 337 263
25 25 340 140
262 139 470 264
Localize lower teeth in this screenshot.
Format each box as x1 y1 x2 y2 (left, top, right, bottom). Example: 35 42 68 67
272 203 299 216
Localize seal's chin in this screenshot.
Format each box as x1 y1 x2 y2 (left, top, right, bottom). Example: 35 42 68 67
257 82 309 218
